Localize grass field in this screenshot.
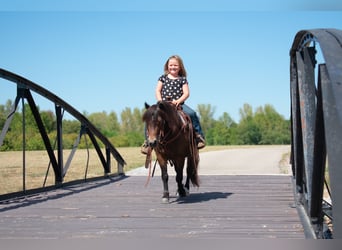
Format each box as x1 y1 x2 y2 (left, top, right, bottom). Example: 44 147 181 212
0 145 235 195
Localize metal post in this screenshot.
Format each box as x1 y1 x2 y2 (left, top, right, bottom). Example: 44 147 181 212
55 105 64 183
21 97 26 192
105 147 111 175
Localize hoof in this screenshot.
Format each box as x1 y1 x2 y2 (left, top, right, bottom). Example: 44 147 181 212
185 187 190 196
178 187 189 197
161 197 169 204
178 191 186 197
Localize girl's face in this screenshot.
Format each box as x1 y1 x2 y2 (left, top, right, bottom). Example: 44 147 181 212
168 58 180 77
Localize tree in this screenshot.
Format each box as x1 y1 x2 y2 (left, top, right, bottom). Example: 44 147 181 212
197 104 215 136
120 107 145 146
108 111 120 135
87 111 120 137
237 103 261 144
235 103 290 145
40 110 56 133
0 99 13 129
237 117 262 144
132 107 144 134
206 112 236 145
254 104 290 144
63 119 81 134
239 103 253 121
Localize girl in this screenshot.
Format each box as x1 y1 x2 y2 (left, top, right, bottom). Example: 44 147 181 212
142 55 205 154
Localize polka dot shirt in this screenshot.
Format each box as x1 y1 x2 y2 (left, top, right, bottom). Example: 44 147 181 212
158 74 188 102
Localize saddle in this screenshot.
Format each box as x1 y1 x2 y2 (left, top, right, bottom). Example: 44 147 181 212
165 98 192 128
176 106 192 128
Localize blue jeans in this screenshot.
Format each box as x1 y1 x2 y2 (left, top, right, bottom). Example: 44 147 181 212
181 104 205 138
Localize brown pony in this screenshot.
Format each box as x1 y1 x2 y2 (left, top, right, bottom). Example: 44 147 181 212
142 101 200 203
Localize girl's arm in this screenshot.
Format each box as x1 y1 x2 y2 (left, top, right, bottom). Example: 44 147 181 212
173 84 190 106
155 81 163 102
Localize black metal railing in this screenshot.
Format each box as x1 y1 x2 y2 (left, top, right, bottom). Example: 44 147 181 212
290 28 342 239
0 68 126 197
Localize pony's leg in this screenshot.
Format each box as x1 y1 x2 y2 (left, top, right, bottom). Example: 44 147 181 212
184 159 191 195
184 175 190 193
175 163 187 197
160 165 169 203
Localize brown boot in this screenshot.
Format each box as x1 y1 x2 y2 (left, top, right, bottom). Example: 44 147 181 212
196 134 206 149
141 141 150 155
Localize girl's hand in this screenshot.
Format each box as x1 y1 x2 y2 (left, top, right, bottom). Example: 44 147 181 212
172 100 180 107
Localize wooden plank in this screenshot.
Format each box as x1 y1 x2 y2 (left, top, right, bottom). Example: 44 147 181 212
0 175 304 239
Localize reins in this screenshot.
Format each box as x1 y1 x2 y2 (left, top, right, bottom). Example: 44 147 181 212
144 147 158 187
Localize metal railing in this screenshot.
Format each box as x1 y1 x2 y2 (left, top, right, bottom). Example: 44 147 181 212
0 68 126 197
290 28 342 239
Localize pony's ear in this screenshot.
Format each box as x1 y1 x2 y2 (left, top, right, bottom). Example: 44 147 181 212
157 101 165 110
144 102 150 109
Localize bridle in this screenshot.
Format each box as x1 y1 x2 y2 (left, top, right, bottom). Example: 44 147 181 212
148 106 189 149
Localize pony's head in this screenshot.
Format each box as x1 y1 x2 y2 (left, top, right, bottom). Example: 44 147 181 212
142 101 179 148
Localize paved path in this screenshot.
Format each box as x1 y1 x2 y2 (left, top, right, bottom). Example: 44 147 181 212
127 145 291 176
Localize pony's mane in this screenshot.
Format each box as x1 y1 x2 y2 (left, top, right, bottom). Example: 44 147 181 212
158 101 181 131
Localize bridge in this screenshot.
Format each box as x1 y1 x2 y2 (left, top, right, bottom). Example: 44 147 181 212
0 28 342 240
0 146 305 239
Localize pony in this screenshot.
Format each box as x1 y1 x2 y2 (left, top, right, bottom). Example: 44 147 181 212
142 101 200 203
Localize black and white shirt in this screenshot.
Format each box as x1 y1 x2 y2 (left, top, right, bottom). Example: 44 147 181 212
158 74 188 101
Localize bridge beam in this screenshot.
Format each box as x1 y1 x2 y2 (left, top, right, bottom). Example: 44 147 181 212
24 88 62 184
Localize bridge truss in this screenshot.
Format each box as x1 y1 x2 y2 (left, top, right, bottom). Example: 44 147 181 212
290 29 342 239
0 68 126 193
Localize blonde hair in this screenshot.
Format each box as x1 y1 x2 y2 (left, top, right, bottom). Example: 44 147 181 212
163 55 187 77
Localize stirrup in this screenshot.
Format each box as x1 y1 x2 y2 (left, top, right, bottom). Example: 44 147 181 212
141 141 149 155
196 134 206 149
197 141 205 149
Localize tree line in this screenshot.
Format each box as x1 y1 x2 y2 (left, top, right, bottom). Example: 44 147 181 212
0 99 290 151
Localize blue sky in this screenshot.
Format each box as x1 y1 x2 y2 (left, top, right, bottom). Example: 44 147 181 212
1 1 342 121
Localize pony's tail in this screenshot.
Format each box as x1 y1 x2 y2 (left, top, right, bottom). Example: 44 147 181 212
188 155 200 187
187 121 200 187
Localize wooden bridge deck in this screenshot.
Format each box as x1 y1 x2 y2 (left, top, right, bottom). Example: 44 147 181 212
0 174 304 239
